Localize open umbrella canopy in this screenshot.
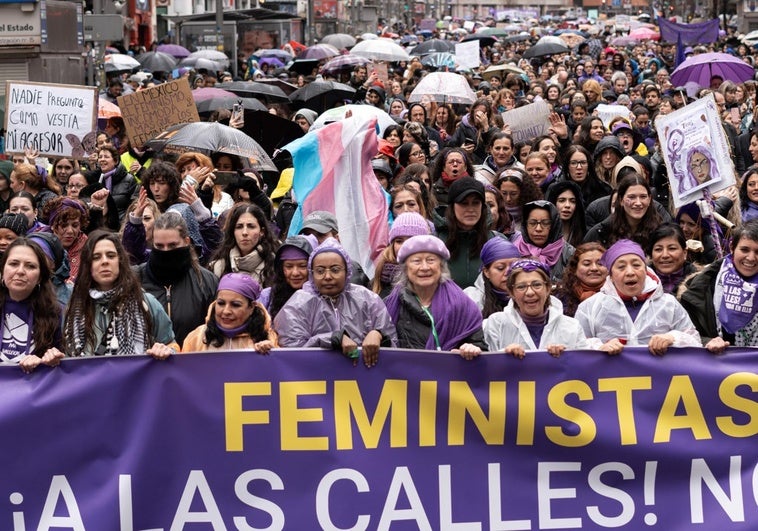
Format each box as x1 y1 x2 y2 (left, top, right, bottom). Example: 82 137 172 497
241 110 304 155
482 63 526 80
180 56 228 72
559 33 586 48
408 72 476 104
98 98 121 119
145 122 276 171
351 38 411 62
137 51 178 73
628 27 660 41
505 33 532 43
288 59 321 75
360 32 379 40
310 104 397 136
256 78 299 96
289 80 356 113
522 40 570 59
252 48 293 62
181 50 230 70
104 53 140 72
191 87 239 102
320 54 371 76
671 52 755 87
321 33 357 50
421 52 457 69
411 38 455 56
216 81 289 103
298 43 340 60
460 34 497 47
156 44 190 58
195 95 267 115
476 27 510 37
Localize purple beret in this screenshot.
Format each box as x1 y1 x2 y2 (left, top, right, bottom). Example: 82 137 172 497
601 239 646 269
217 273 262 301
397 235 450 263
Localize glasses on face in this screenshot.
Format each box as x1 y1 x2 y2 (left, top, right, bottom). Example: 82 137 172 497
569 160 588 167
410 151 425 158
690 158 709 171
527 220 552 228
312 266 345 278
512 281 547 293
67 183 85 190
408 256 440 267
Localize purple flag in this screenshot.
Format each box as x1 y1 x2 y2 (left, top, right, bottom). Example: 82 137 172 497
658 18 720 45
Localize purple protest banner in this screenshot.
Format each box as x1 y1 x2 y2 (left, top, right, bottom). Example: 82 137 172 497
1 347 757 530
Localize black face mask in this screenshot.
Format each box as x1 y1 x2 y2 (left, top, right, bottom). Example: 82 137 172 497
148 247 192 285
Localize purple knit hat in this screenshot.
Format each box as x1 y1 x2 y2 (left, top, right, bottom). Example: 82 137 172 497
389 212 430 242
480 237 520 268
397 235 450 263
217 273 262 301
601 239 646 269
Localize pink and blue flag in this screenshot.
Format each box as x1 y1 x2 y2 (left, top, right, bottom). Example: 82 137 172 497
284 116 389 278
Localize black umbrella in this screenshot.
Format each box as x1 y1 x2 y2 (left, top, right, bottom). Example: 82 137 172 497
216 81 289 103
522 41 570 59
137 51 178 73
289 80 356 113
288 59 321 76
505 33 532 43
145 122 276 171
195 96 267 116
460 34 497 47
242 110 305 155
256 78 299 96
411 39 455 56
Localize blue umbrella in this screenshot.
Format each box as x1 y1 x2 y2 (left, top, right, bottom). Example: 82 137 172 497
421 52 456 69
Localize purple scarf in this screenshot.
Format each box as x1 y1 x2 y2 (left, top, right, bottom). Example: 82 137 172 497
513 233 564 269
385 280 482 351
718 256 758 335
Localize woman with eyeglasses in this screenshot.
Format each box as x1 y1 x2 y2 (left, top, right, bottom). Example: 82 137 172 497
576 239 701 356
396 142 428 169
483 259 588 358
274 238 397 367
550 145 611 208
515 200 574 283
385 235 485 358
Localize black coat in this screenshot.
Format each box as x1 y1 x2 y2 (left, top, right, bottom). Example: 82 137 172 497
135 263 219 344
679 259 723 341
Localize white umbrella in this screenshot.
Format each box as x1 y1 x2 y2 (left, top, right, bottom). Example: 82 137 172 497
104 53 141 71
351 38 411 62
360 33 379 40
310 104 397 136
408 72 477 104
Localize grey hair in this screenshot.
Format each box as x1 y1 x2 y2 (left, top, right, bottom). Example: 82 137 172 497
610 71 627 84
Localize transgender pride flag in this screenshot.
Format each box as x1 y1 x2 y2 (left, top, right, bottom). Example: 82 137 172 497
284 116 389 279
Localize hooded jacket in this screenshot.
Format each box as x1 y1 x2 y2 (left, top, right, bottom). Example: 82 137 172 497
575 271 701 349
273 238 397 348
483 296 588 351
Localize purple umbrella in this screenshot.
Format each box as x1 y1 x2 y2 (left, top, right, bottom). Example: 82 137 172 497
297 43 340 61
320 54 371 76
259 57 284 68
191 87 239 102
671 52 755 88
157 44 191 58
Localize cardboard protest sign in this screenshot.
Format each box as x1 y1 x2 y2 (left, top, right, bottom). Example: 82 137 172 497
655 94 736 209
118 77 199 148
4 81 97 158
501 101 551 144
368 63 390 92
455 41 480 70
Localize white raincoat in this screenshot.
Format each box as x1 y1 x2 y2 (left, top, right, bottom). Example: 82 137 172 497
575 271 701 349
483 296 588 351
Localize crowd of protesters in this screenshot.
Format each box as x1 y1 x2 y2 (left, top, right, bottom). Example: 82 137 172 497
2 15 758 373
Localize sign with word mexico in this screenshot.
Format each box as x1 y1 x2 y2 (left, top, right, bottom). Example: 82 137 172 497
4 81 97 157
118 77 199 148
2 347 757 529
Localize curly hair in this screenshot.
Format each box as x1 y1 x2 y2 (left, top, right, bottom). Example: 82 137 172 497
141 161 182 212
203 301 271 347
41 197 90 235
0 238 61 357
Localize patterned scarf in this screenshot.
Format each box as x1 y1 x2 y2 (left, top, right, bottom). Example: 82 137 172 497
717 256 758 337
514 233 565 269
70 289 147 356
